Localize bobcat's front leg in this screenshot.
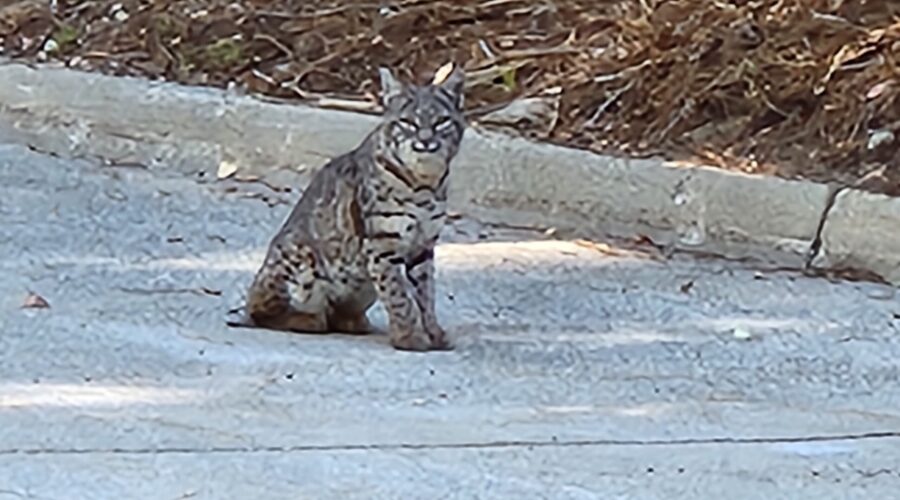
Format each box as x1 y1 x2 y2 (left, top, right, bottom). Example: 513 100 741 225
407 247 451 350
364 239 430 352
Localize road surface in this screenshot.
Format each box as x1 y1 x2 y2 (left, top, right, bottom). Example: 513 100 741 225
1 143 900 499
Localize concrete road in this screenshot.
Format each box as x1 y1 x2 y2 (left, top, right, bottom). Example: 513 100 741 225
1 143 900 499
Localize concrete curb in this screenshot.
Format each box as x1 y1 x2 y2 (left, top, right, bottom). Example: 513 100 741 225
814 189 900 284
0 61 894 282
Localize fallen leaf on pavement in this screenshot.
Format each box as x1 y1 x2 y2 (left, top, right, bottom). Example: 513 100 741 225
217 160 238 180
732 327 753 341
21 292 50 309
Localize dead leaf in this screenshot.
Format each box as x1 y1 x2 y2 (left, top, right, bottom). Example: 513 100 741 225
867 81 892 100
21 292 49 309
432 61 456 84
731 327 753 341
217 160 238 180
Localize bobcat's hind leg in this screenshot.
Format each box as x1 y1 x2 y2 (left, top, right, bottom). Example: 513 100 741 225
327 312 373 335
239 246 330 334
327 281 377 335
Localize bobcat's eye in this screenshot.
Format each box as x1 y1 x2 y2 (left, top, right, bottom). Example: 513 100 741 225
435 117 453 132
397 118 417 133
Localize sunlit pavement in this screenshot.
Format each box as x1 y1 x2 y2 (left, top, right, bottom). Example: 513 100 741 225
2 144 900 498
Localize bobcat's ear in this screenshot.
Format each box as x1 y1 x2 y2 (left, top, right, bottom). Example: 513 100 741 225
378 67 405 107
433 62 465 109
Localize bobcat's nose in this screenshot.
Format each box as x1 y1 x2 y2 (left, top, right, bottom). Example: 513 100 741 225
412 140 440 153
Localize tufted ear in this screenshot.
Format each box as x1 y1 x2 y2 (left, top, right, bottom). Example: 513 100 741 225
378 67 405 107
433 62 465 109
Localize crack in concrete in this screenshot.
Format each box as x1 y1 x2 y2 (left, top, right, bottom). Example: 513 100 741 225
3 431 900 456
805 184 846 270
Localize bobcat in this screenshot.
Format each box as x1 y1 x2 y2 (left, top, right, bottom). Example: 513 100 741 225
232 64 466 352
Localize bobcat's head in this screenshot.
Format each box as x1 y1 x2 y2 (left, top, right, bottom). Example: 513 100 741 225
376 64 466 188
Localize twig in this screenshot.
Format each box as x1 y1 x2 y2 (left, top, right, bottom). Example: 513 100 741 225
497 46 583 61
293 3 381 19
593 60 652 83
252 33 294 59
316 97 379 113
657 97 695 141
479 0 529 8
116 286 222 297
744 75 789 118
811 11 868 32
584 81 634 129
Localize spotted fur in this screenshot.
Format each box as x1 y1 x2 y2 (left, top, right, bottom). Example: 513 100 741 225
235 65 466 351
